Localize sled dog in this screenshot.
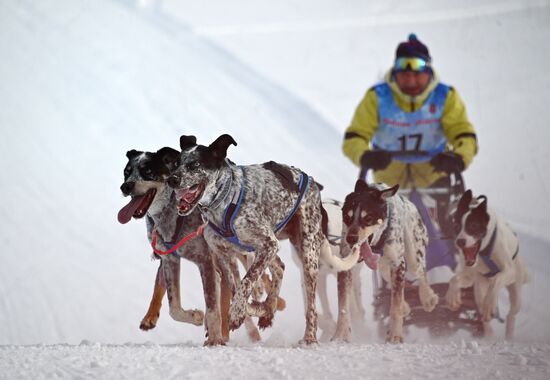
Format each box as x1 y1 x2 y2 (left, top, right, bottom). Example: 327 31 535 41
118 147 261 345
341 180 439 343
166 134 359 344
445 190 530 339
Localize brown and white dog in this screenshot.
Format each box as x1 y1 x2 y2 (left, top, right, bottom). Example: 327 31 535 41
445 190 530 339
340 180 439 343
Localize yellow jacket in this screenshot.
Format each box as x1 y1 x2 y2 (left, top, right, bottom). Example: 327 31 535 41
343 70 478 188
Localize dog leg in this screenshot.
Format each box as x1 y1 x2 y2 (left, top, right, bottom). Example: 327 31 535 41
258 255 285 329
473 279 493 337
297 200 322 346
417 273 438 312
163 256 204 326
229 236 279 331
219 269 232 342
404 226 438 313
140 261 166 331
446 269 475 311
331 269 352 342
481 266 515 322
505 282 522 340
197 258 225 346
317 268 336 335
350 265 366 324
387 257 406 344
220 255 262 342
262 272 287 311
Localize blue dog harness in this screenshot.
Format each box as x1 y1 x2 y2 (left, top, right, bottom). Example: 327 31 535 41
479 229 519 278
208 166 311 252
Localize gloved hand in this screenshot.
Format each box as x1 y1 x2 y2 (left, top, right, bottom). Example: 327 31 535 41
430 152 465 174
360 150 392 171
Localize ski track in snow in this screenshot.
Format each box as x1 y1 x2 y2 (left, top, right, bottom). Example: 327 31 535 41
1 341 550 380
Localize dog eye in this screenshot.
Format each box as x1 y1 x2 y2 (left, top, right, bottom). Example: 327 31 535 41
342 210 353 224
364 215 376 225
187 161 201 170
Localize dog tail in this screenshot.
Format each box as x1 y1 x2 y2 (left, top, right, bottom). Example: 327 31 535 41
319 238 359 271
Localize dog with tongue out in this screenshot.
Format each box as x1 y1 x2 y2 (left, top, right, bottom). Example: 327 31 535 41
117 147 230 346
340 179 439 343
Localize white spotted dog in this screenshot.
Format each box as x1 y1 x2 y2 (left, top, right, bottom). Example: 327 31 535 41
167 134 359 345
119 147 243 346
341 180 439 343
445 190 530 339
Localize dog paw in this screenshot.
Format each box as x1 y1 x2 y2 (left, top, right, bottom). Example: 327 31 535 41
386 331 404 344
481 302 496 322
203 337 226 346
445 288 462 311
276 297 286 311
258 314 274 330
298 336 319 346
139 314 159 331
190 309 205 326
421 291 439 313
331 328 351 343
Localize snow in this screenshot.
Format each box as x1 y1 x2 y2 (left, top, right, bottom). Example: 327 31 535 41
1 0 550 378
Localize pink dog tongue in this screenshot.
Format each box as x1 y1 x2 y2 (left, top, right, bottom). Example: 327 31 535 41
117 194 146 224
360 242 380 270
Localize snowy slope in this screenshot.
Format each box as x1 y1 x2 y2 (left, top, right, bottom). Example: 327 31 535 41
1 0 550 378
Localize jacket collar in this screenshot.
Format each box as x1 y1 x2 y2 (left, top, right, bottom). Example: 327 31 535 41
384 69 441 109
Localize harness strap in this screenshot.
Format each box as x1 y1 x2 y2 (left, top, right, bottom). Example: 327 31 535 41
480 228 519 278
327 234 343 246
274 172 310 233
480 229 500 277
151 222 206 256
209 167 310 252
208 166 255 252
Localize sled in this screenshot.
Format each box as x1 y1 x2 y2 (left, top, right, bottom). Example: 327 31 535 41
361 152 484 337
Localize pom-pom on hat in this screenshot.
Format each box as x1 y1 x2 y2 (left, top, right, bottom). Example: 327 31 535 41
395 34 431 62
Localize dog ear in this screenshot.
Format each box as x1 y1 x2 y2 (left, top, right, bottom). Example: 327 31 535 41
156 147 180 171
208 134 237 160
126 149 141 159
457 189 473 214
354 179 369 193
379 184 399 200
473 195 488 214
180 135 197 151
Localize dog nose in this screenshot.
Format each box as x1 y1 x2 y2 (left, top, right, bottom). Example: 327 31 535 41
120 182 134 195
456 238 466 248
167 175 180 189
346 234 358 246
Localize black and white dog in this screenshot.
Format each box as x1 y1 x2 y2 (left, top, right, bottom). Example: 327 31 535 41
340 180 439 343
118 147 225 345
445 190 530 339
166 134 358 345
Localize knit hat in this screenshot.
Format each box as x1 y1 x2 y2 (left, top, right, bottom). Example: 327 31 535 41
395 34 431 62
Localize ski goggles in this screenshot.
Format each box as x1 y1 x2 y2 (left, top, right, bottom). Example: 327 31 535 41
394 57 431 72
